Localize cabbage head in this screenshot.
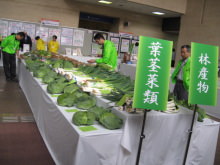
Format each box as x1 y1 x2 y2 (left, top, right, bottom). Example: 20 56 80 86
72 111 96 126
89 106 109 120
99 112 123 130
57 93 76 107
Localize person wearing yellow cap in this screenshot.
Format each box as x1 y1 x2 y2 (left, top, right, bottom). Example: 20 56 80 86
35 36 45 51
48 35 59 54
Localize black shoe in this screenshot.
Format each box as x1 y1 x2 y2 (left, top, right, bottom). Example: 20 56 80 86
11 78 19 82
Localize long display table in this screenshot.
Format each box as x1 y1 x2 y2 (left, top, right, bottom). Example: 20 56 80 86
18 59 219 165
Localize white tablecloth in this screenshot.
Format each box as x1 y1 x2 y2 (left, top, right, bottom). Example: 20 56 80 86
18 60 219 165
18 61 123 165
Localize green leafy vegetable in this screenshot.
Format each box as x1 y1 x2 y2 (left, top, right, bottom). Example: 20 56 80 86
72 111 96 126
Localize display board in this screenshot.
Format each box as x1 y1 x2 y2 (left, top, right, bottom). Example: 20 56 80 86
0 19 139 56
23 23 36 41
8 21 23 35
36 26 49 42
91 43 103 55
131 39 139 55
61 28 73 46
73 29 85 47
110 37 120 51
120 38 130 53
0 20 8 38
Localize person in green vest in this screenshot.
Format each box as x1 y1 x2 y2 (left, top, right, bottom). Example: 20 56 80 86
87 33 117 70
1 32 25 81
171 45 191 101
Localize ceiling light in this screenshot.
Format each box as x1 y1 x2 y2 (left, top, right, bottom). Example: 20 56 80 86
98 0 112 4
152 12 165 15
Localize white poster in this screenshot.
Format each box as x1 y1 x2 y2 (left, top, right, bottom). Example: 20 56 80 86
91 43 102 55
132 40 139 55
110 37 120 51
61 28 73 45
36 27 49 42
73 29 84 47
0 20 8 38
8 22 23 35
23 23 36 41
49 28 61 43
120 38 130 53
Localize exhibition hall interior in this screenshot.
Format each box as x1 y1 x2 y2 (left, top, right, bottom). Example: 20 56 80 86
0 0 220 165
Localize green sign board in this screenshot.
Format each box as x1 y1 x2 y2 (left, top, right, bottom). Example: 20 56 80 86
189 42 219 106
133 36 173 111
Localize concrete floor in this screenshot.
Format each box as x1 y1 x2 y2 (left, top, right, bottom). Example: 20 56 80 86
0 67 54 165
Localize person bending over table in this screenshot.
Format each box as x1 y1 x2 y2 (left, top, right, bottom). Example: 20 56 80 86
87 33 117 70
1 32 25 81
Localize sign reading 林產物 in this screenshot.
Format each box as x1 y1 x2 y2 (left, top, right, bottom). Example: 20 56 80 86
189 42 219 106
133 36 173 111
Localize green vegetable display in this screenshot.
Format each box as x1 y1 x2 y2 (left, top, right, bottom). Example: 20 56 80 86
63 60 74 69
57 93 76 107
99 112 123 130
72 111 96 126
42 71 58 84
33 66 51 78
89 106 109 120
76 95 96 110
64 84 79 94
47 81 68 94
52 59 64 68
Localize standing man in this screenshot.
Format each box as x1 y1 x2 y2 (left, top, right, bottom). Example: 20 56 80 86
35 36 45 51
1 32 25 81
20 32 32 51
87 33 117 70
171 45 191 101
48 35 59 54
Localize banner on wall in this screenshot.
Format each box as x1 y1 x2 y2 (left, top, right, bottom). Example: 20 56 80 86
133 36 173 111
189 42 219 106
41 18 60 27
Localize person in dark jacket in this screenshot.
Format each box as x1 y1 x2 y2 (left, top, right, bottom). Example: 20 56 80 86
20 32 32 51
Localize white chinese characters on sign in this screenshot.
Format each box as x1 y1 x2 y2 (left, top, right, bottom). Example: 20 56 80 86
144 42 163 105
197 53 211 93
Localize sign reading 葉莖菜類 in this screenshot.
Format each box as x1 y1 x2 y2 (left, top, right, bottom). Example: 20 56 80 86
189 42 219 106
133 36 173 111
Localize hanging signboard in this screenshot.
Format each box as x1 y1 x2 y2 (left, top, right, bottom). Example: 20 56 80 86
189 42 219 106
133 36 173 111
41 18 60 27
